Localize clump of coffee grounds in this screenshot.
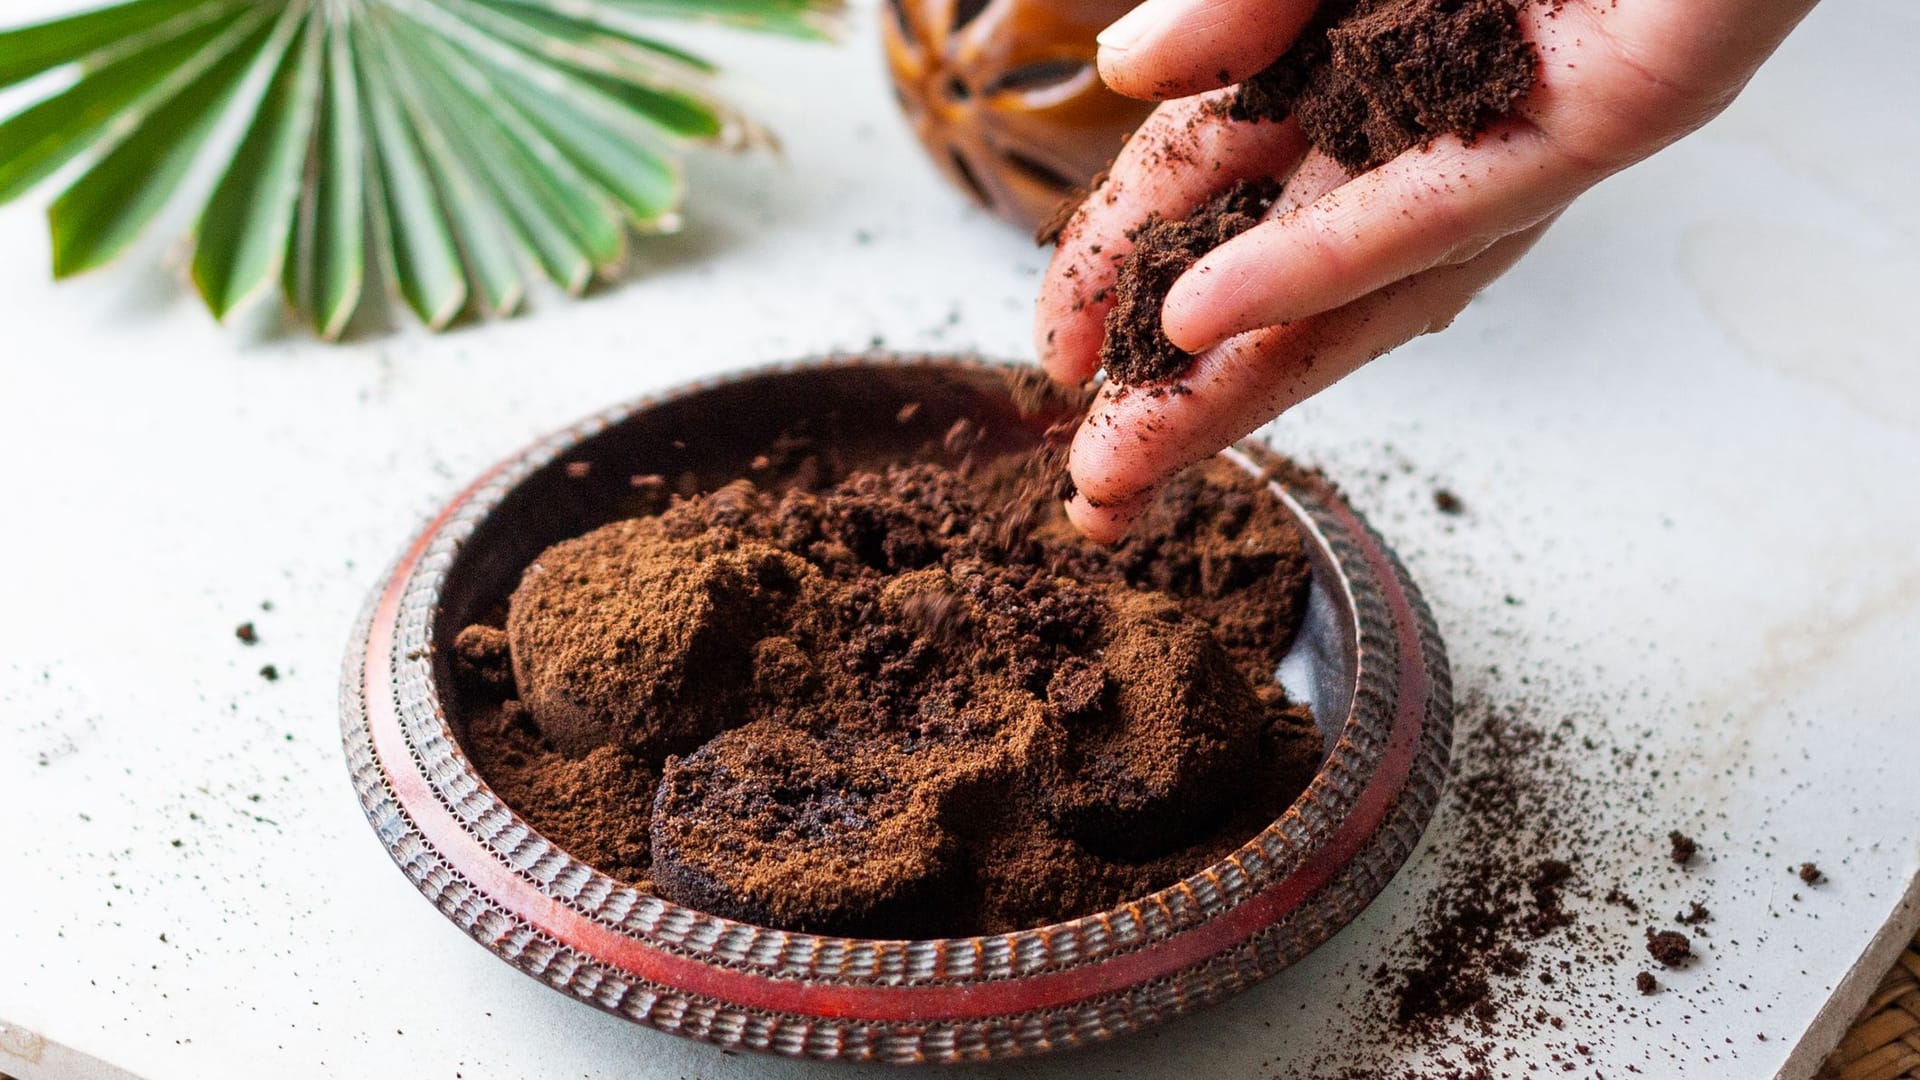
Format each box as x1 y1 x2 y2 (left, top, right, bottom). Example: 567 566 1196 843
1099 178 1281 386
1669 829 1698 865
1229 0 1537 173
1645 928 1693 967
457 406 1322 938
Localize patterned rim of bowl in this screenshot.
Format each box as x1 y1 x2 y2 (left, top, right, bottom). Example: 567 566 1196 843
340 353 1453 1064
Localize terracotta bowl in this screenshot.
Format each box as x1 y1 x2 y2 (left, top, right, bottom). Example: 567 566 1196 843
340 354 1453 1064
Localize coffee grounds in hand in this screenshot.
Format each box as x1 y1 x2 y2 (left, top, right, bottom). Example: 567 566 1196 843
1100 179 1281 386
457 417 1322 937
1230 0 1536 173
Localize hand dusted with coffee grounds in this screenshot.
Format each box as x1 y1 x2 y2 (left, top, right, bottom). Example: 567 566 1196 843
456 438 1323 937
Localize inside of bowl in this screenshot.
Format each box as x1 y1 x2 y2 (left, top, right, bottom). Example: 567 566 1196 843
433 358 1355 761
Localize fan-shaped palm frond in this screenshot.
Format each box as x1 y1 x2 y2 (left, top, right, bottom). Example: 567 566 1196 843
0 0 840 338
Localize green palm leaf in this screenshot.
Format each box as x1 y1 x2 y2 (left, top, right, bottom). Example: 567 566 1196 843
0 0 840 336
193 8 325 318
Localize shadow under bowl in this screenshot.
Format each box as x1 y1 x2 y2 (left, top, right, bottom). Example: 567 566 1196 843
341 354 1453 1064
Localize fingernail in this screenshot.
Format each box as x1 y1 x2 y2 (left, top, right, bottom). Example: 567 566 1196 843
1096 0 1167 52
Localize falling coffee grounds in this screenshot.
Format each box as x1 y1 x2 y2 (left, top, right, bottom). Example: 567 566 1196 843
456 409 1323 937
1229 0 1537 173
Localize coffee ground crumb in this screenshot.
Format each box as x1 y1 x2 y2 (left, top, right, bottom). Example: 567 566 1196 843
1668 830 1697 865
1433 488 1464 515
1229 0 1537 173
1100 179 1280 386
1636 971 1658 995
235 622 258 645
1678 901 1710 926
258 664 279 682
1799 862 1824 885
1645 928 1693 967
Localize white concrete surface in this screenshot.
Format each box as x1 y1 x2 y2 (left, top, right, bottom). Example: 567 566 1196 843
2 1 1917 1077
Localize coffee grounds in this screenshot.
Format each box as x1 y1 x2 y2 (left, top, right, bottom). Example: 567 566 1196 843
649 721 959 936
1645 928 1693 967
1375 709 1586 1035
1669 830 1698 865
1678 901 1710 926
1100 179 1281 386
457 408 1322 937
1636 970 1658 995
1229 0 1536 173
235 622 258 645
1798 862 1824 885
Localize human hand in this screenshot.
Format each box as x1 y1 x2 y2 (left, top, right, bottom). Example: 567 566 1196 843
1037 0 1820 541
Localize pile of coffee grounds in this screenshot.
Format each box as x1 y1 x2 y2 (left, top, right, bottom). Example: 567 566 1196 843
1100 179 1281 386
456 411 1323 937
1229 0 1537 173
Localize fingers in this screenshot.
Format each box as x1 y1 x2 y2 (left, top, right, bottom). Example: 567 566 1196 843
1095 0 1319 101
1067 219 1556 541
1271 149 1349 215
1160 121 1588 354
1034 95 1309 385
1513 0 1817 167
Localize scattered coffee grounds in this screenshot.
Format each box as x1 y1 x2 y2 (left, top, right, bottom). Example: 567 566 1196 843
257 664 279 682
1100 178 1281 386
1645 928 1693 967
1249 442 1829 1077
1678 901 1710 926
456 395 1323 937
1432 488 1464 515
1798 861 1824 885
235 622 258 645
1669 829 1698 865
1371 706 1592 1035
1603 886 1640 913
1229 0 1537 173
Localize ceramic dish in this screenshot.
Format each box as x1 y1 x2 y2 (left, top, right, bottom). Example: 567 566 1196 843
341 354 1453 1063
